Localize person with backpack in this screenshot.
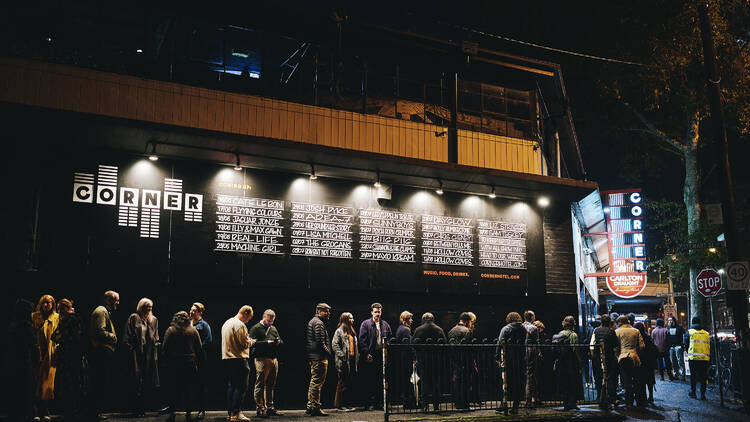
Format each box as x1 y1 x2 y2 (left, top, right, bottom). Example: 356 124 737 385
495 312 526 415
683 317 710 400
589 314 619 408
553 316 581 411
615 315 645 407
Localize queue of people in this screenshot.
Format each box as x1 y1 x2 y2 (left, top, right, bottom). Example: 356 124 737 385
6 291 714 422
587 313 711 409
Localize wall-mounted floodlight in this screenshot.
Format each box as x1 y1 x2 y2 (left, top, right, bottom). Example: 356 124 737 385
488 186 496 199
234 153 242 171
309 164 318 180
147 141 158 161
374 171 382 188
538 196 550 207
435 180 444 195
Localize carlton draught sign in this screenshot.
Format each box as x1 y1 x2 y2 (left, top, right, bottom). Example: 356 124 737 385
603 189 647 298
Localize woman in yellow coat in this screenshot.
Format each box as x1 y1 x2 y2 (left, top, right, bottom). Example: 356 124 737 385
31 294 59 422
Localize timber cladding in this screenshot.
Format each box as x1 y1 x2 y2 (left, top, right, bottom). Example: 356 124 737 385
0 57 544 175
543 211 576 295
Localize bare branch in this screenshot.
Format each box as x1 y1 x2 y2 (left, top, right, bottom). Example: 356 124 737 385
619 128 685 156
623 102 687 154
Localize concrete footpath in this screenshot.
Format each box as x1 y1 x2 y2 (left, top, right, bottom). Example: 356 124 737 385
3 379 747 422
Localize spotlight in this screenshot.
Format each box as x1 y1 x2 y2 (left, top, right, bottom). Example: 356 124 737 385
374 171 381 188
537 196 550 207
147 142 158 161
489 187 496 199
708 247 717 253
603 207 610 214
718 268 725 275
233 152 242 171
435 180 444 195
309 165 317 180
136 48 143 53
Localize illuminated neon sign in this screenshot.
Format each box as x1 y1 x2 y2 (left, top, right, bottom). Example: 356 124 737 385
602 189 647 298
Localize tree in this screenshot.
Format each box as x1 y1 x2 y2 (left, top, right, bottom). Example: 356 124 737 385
594 0 750 322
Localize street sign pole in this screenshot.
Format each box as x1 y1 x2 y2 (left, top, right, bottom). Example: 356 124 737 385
709 296 723 407
699 4 750 411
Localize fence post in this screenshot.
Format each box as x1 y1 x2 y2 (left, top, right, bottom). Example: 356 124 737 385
383 341 389 422
600 341 609 411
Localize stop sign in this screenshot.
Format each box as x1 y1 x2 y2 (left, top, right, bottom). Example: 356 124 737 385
696 268 722 297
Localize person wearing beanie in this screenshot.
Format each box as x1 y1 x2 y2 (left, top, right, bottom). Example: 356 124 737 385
683 317 710 400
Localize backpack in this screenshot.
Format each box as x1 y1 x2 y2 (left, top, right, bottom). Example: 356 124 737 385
551 331 573 362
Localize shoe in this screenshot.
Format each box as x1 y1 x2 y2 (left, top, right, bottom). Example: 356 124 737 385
236 413 252 421
344 407 356 412
564 406 579 411
265 409 282 416
197 411 205 420
227 415 238 422
688 391 697 398
159 407 172 415
308 409 328 417
257 409 268 418
95 415 109 421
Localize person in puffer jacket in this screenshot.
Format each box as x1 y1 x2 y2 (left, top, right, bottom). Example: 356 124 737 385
305 303 332 416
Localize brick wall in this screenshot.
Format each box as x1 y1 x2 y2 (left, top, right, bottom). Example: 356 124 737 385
544 209 576 294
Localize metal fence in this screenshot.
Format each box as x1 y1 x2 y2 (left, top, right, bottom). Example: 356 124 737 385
383 339 600 418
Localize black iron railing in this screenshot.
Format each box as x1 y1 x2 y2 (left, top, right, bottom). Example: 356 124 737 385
383 339 603 419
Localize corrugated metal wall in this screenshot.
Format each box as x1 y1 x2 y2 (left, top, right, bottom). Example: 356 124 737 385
0 57 545 175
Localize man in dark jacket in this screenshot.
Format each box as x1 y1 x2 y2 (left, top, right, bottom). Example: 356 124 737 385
413 312 446 411
651 318 673 380
250 309 284 417
447 313 473 409
589 314 620 408
358 303 392 410
668 316 686 380
305 303 332 416
496 312 527 415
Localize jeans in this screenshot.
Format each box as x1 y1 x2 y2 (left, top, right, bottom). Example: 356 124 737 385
87 347 114 417
670 346 685 377
307 359 328 411
656 350 673 379
689 360 708 395
254 358 278 412
619 357 645 406
225 358 250 417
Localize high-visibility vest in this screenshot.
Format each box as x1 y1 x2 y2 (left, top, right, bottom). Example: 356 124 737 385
687 328 710 361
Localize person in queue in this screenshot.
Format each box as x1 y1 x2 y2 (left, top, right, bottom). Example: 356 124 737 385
358 302 392 411
634 321 657 404
522 310 539 408
554 315 581 411
495 312 525 415
88 290 119 421
31 294 59 422
615 315 645 407
589 314 619 408
395 311 416 409
668 316 686 380
332 312 358 411
124 298 162 417
221 305 255 422
189 302 212 420
684 316 710 400
51 299 84 422
650 318 673 381
305 303 332 416
162 311 202 422
447 312 473 409
413 312 446 412
249 309 284 418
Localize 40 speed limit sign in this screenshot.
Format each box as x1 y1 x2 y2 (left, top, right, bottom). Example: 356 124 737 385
726 261 750 290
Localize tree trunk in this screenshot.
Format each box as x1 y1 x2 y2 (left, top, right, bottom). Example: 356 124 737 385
684 139 704 324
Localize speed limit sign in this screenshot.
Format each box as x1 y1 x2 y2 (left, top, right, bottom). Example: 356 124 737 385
726 261 750 290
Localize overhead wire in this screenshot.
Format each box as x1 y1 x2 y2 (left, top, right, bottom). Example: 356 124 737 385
437 20 662 68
